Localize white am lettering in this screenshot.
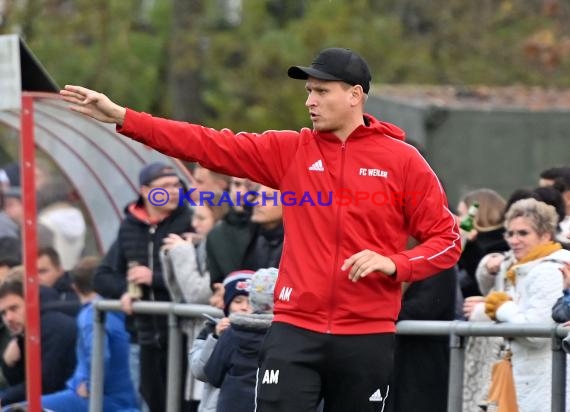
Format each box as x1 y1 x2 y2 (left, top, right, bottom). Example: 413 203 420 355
262 369 279 384
279 287 293 302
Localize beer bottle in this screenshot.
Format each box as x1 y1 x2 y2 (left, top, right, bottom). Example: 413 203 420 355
460 201 479 232
127 260 143 300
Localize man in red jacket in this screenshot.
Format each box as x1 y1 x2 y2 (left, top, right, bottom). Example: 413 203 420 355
61 47 461 412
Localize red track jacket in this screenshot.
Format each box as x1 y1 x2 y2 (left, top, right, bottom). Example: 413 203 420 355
119 110 461 334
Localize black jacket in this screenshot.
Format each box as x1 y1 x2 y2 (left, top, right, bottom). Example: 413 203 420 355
94 201 192 346
458 227 509 297
0 287 77 406
206 208 284 287
94 239 138 340
204 313 272 412
241 224 284 272
45 272 81 317
206 208 256 286
394 267 457 412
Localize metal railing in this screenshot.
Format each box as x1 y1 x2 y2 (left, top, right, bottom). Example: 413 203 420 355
397 320 569 412
89 301 223 412
89 301 570 412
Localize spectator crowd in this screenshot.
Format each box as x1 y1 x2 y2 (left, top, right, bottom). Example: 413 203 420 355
0 157 569 412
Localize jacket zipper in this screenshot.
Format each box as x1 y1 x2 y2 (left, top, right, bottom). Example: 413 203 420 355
148 225 161 348
148 225 156 302
328 141 346 333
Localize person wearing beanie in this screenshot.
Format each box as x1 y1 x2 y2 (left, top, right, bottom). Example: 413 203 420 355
222 271 254 317
204 268 278 412
189 270 253 412
248 267 278 314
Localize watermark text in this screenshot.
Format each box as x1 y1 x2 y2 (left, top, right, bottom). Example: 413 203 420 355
147 188 423 208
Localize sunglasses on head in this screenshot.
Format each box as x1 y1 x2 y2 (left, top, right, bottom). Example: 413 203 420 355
504 229 531 239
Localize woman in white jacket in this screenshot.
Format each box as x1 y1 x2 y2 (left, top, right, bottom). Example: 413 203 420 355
465 198 570 412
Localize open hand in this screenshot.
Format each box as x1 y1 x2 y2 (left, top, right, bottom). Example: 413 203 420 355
60 85 126 125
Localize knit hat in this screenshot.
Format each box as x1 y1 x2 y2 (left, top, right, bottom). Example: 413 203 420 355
223 270 254 316
139 162 178 187
250 267 278 314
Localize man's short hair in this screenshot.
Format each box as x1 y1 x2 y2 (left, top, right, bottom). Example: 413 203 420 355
0 275 23 300
554 175 570 193
38 246 61 268
70 256 101 295
194 164 231 187
539 166 570 181
533 185 566 226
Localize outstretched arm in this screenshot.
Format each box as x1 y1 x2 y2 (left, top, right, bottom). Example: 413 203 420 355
60 85 127 126
60 86 298 190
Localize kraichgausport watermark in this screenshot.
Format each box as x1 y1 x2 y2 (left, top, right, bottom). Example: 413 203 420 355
147 188 423 207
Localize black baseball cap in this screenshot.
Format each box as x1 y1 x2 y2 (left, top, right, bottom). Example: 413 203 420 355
288 48 372 94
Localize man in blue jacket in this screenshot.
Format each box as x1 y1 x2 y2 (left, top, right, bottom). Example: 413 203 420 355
2 259 139 411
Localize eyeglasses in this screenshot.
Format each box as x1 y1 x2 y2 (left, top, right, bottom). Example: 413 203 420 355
504 229 531 240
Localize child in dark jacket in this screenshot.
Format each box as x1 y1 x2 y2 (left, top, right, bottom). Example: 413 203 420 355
203 268 277 412
189 270 254 412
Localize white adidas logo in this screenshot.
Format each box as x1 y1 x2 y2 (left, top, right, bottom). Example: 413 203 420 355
369 386 389 411
369 389 383 402
308 159 325 172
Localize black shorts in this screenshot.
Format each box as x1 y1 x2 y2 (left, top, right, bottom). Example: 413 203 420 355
255 322 395 412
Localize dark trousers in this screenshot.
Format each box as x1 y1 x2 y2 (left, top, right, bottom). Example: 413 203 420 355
140 344 167 412
140 341 192 412
255 322 395 412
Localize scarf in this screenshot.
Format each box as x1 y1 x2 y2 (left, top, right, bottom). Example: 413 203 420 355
506 241 562 285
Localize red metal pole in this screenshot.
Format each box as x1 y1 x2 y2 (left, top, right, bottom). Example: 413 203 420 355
20 94 42 412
